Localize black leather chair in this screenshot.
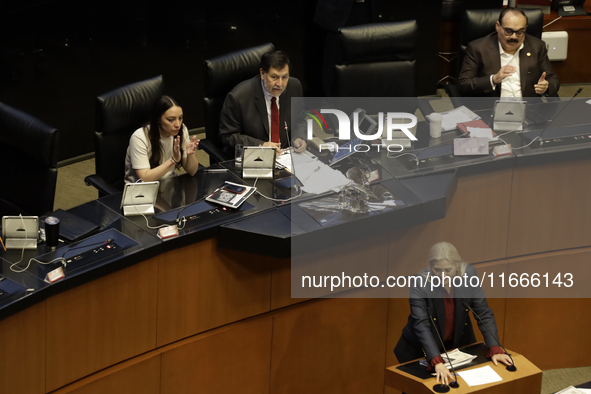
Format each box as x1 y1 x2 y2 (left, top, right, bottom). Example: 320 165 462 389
446 8 544 102
202 43 275 164
332 21 434 118
85 75 164 196
0 102 58 217
333 21 418 97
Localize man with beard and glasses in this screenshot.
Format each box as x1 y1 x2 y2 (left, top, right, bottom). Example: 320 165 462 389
458 8 560 98
219 50 307 155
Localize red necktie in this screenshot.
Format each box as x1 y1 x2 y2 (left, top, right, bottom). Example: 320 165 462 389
271 97 280 144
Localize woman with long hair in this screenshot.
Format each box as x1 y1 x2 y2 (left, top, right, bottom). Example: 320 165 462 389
394 242 513 386
125 95 199 183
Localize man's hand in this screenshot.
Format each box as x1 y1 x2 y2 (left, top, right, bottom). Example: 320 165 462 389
534 72 549 95
293 138 307 153
493 65 516 84
263 141 281 155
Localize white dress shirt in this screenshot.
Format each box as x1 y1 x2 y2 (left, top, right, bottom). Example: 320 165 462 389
491 41 524 98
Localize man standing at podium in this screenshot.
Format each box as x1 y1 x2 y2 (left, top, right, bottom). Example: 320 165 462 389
219 50 307 155
459 8 560 98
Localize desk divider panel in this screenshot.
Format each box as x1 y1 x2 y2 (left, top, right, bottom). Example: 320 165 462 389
507 158 591 257
45 256 159 392
156 237 272 347
0 301 46 394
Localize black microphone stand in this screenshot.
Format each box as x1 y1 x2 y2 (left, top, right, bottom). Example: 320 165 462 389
422 306 460 392
462 302 516 372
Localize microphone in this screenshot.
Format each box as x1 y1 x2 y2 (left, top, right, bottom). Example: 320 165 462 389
422 306 460 392
284 121 303 195
538 87 583 146
462 302 516 372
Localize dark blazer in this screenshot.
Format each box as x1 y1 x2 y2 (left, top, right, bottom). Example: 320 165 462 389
219 75 304 151
394 265 500 363
458 32 559 98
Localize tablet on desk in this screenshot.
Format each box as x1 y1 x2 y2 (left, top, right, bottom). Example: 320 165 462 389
120 181 159 216
2 216 38 250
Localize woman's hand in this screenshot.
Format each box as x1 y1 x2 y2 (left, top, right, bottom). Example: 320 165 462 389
173 136 182 163
434 363 454 386
186 136 200 156
491 353 513 367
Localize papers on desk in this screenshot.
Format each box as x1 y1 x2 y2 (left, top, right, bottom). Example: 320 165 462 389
419 349 477 369
297 161 350 194
586 99 591 105
440 106 481 132
457 365 502 387
556 386 587 394
277 148 349 194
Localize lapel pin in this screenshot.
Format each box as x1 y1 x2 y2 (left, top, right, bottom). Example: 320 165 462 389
527 52 531 56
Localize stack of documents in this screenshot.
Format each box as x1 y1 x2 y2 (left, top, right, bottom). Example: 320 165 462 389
440 106 481 132
419 349 477 369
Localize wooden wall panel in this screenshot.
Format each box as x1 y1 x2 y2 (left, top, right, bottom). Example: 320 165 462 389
507 158 591 257
160 316 272 394
270 298 388 394
271 257 309 310
504 298 591 370
287 233 390 301
503 248 591 369
156 238 272 347
53 354 161 394
388 169 513 278
0 301 46 394
45 257 159 392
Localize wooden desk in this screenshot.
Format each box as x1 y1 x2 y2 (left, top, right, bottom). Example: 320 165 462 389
385 350 542 394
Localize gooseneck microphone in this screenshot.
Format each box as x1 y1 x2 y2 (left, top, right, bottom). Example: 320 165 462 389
462 302 516 372
538 87 583 145
422 306 460 392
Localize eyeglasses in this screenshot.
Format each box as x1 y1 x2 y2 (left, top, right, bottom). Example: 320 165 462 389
501 26 526 37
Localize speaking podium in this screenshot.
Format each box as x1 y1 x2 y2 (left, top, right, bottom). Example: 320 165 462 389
385 343 542 394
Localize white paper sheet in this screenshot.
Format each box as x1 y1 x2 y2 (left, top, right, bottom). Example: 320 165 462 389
457 365 502 387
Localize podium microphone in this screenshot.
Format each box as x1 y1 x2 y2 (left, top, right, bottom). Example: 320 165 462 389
462 302 516 372
423 306 460 392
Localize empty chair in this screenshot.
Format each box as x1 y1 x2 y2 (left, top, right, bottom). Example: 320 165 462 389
0 102 58 217
333 21 418 97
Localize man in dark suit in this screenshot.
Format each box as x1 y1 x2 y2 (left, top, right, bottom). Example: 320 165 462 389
458 8 559 98
219 50 306 154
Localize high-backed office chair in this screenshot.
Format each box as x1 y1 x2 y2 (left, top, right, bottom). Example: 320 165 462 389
0 102 58 217
332 21 434 118
333 21 418 97
202 43 275 163
84 75 164 196
446 8 544 102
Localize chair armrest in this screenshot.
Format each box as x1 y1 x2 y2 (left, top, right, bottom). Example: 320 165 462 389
84 174 121 196
199 138 231 164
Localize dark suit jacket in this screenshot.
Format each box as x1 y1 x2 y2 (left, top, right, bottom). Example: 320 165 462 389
219 75 304 151
458 32 559 98
394 265 500 363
